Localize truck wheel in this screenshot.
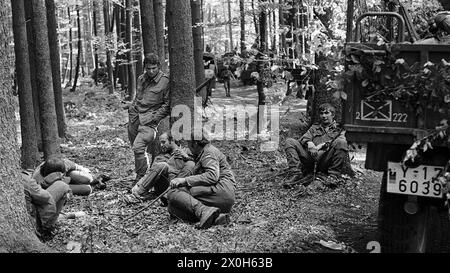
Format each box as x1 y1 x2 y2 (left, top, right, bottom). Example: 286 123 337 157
378 172 450 253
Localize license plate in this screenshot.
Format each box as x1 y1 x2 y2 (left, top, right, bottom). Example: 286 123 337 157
387 162 444 198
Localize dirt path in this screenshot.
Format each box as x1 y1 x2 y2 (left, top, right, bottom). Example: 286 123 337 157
44 82 382 253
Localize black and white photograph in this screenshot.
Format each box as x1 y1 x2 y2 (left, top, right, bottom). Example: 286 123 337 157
0 0 449 263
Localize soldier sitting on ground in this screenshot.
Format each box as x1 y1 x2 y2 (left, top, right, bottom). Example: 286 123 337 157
284 103 349 189
21 171 71 240
167 129 236 229
32 156 109 196
131 131 195 206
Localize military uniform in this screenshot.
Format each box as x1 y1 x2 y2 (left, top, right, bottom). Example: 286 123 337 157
132 147 195 198
21 172 71 234
33 159 93 196
128 70 170 181
285 121 348 176
167 144 236 223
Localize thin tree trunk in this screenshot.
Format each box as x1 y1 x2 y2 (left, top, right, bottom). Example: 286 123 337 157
257 0 267 133
240 0 245 52
114 3 120 88
24 0 43 152
31 0 61 158
280 0 286 52
93 0 99 85
154 0 166 71
46 0 66 138
11 0 39 169
119 2 128 90
84 0 93 76
268 2 272 50
167 0 196 123
227 0 233 50
71 6 82 92
104 0 115 94
252 0 259 39
191 0 206 104
272 0 278 52
68 7 73 86
134 2 143 79
140 0 157 55
126 0 136 100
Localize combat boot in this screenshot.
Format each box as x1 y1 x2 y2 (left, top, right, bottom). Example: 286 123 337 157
196 206 220 229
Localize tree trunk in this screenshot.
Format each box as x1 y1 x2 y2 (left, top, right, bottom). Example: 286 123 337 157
273 0 279 53
71 6 82 93
104 0 115 94
257 1 267 133
240 0 245 52
167 0 196 124
259 1 267 50
227 0 233 51
191 0 206 104
134 1 143 80
45 0 66 138
119 2 128 90
279 0 286 52
11 0 39 169
114 3 121 88
126 0 136 100
31 0 61 159
268 2 272 50
153 0 166 71
83 0 93 77
252 0 259 39
24 0 43 152
1 1 49 252
140 0 157 55
93 0 99 85
67 7 73 86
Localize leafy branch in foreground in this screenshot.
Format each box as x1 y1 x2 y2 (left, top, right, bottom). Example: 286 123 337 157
402 119 449 164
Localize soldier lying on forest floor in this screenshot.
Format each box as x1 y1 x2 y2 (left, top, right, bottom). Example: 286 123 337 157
32 156 110 196
130 131 195 207
283 103 349 191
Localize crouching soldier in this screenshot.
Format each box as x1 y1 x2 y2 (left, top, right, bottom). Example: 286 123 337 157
131 131 195 205
167 131 236 229
21 171 71 239
284 103 349 188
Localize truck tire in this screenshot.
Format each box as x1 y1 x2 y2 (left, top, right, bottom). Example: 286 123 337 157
378 172 450 253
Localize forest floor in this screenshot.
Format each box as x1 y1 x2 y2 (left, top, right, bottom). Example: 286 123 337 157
43 78 382 253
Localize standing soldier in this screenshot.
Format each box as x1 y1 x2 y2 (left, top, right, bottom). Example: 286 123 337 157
128 53 170 184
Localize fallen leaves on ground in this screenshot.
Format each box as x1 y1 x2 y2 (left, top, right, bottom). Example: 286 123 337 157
45 82 381 253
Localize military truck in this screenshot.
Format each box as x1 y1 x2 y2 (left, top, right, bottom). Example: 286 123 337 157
344 7 450 252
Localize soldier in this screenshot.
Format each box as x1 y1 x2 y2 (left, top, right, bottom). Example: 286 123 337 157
128 53 170 183
32 156 108 196
167 130 236 229
221 64 232 97
131 131 195 205
21 171 71 239
284 103 349 187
